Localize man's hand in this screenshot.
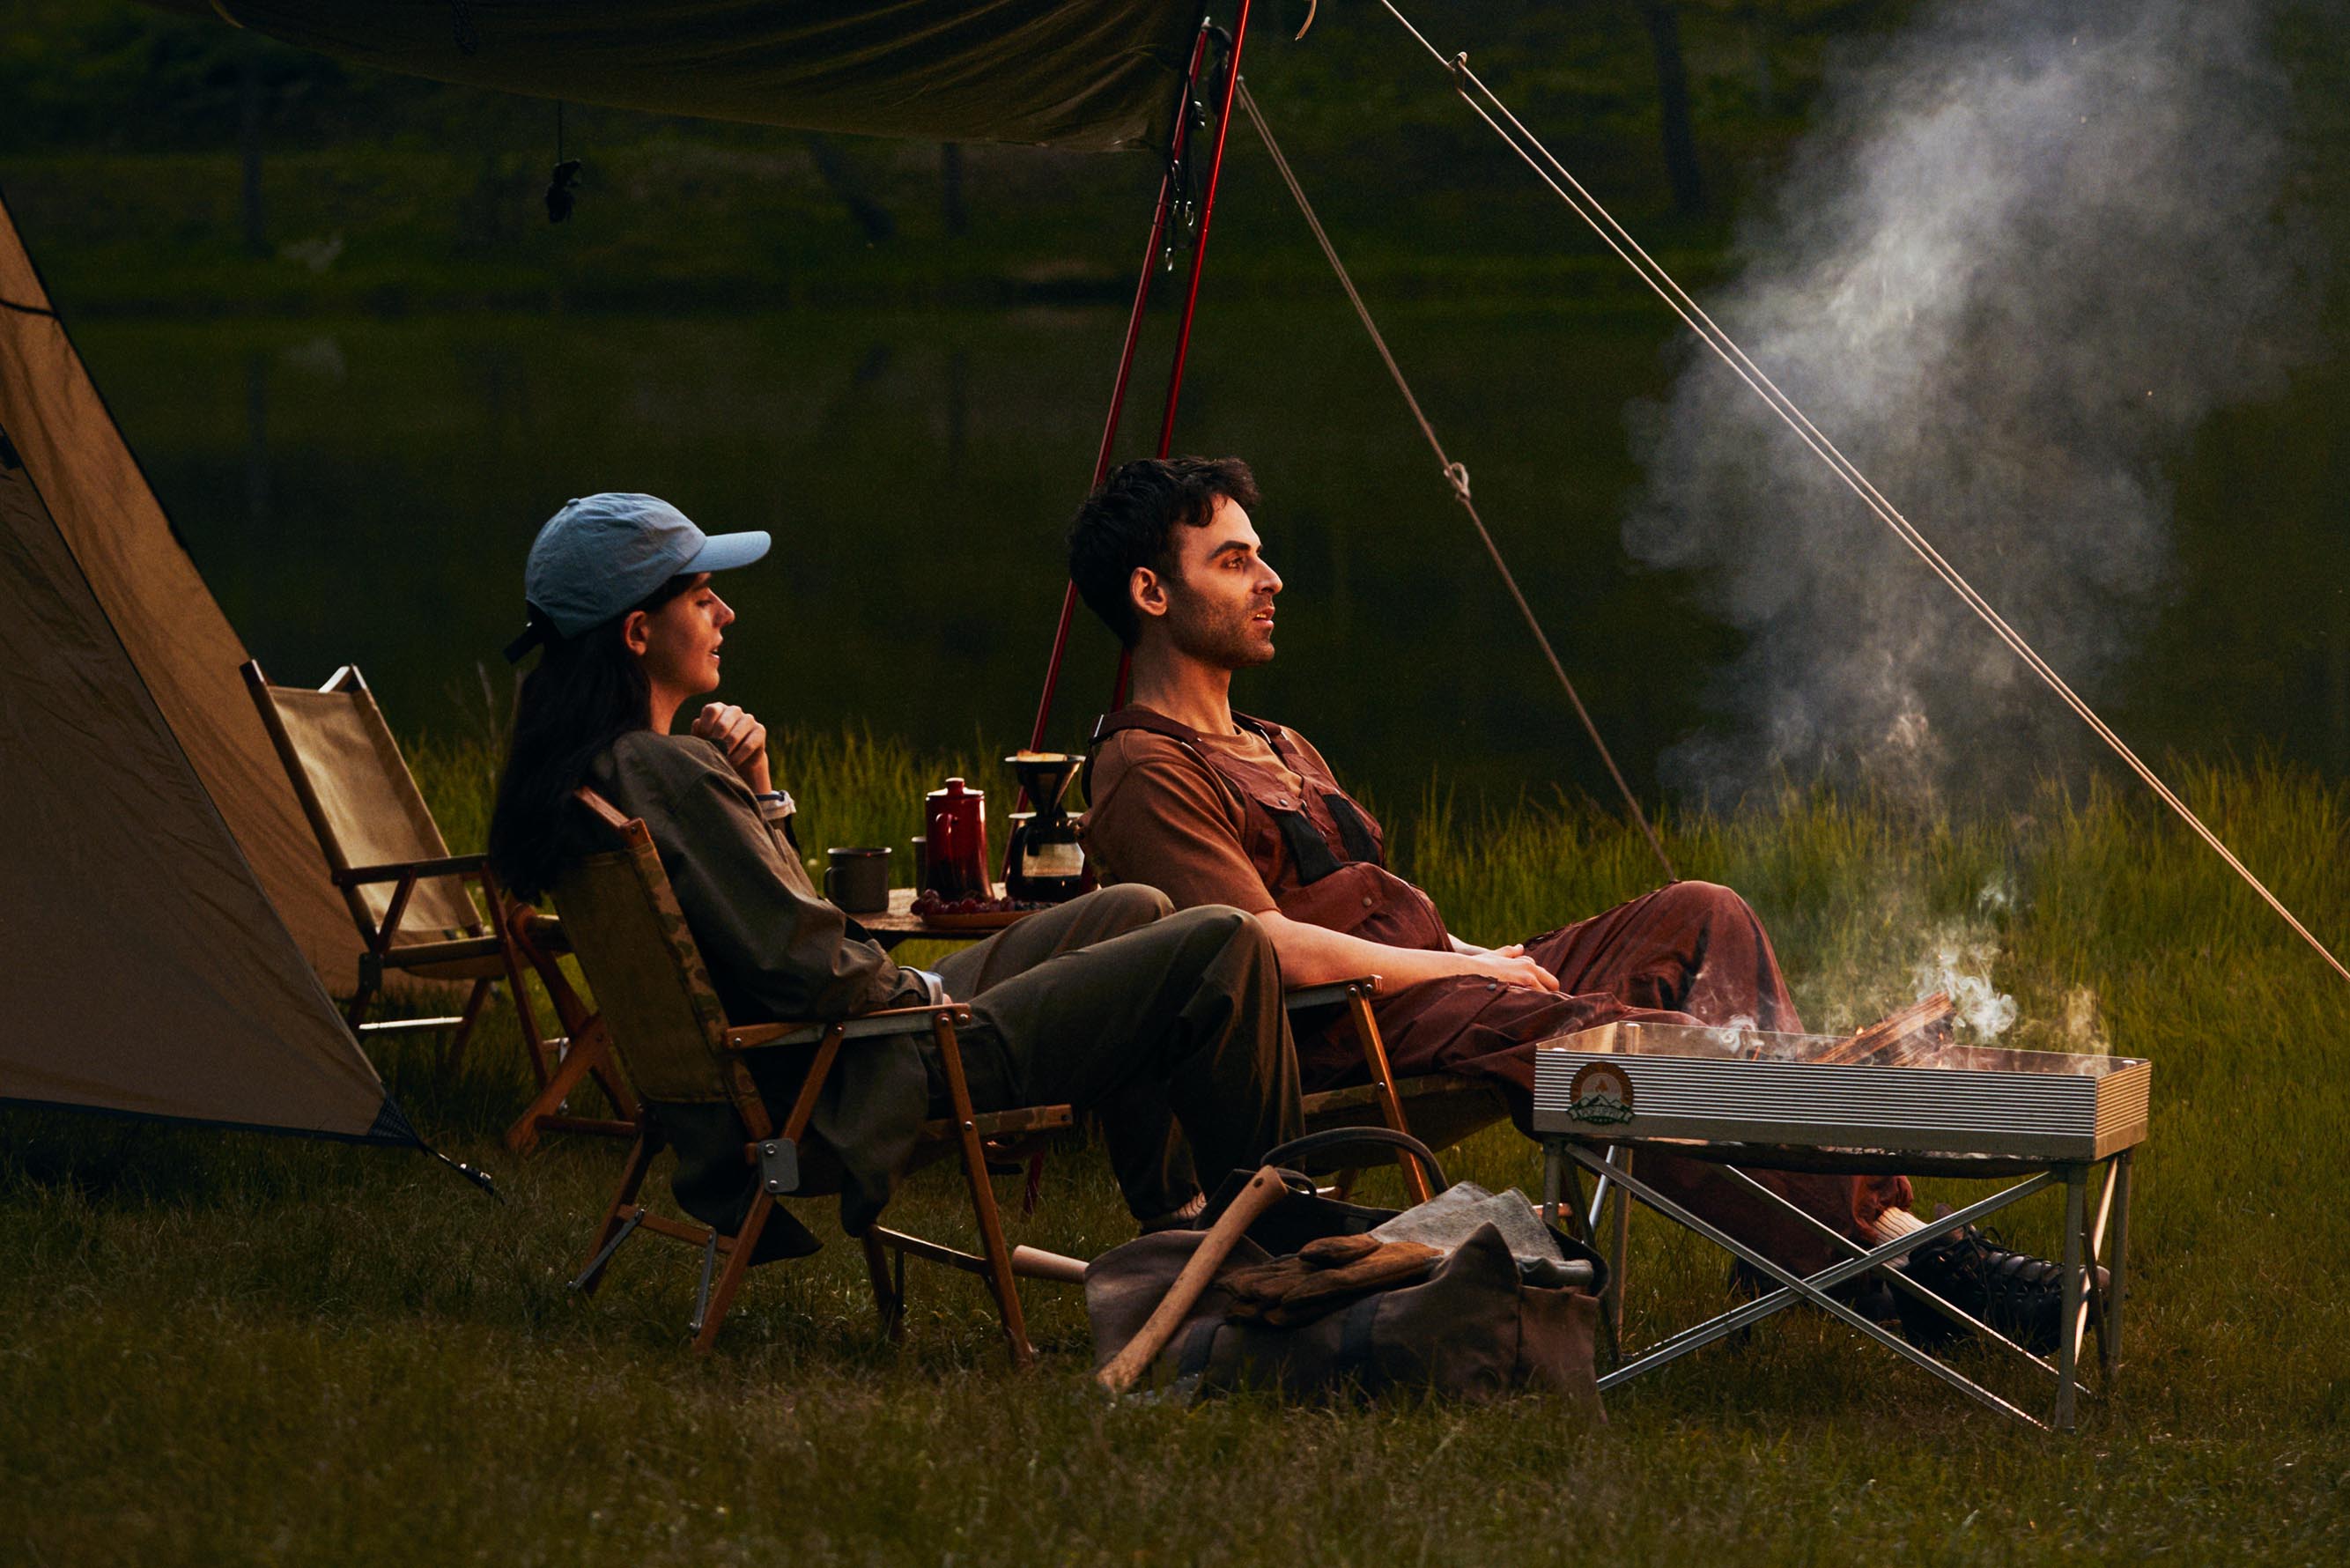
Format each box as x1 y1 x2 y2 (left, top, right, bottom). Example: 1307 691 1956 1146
692 702 772 795
1450 936 1529 960
1259 911 1563 994
1452 948 1560 993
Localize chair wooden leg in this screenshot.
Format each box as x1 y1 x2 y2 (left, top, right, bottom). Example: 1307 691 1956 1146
862 1231 905 1342
932 1012 1035 1367
588 1047 640 1122
344 973 379 1034
1347 987 1431 1204
505 1017 621 1155
577 1133 660 1295
438 978 494 1076
482 871 558 1091
691 1193 774 1355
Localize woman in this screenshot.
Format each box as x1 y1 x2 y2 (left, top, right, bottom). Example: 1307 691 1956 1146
490 492 1301 1248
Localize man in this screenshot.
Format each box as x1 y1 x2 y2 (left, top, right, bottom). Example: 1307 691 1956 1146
491 492 1301 1249
1068 458 2079 1345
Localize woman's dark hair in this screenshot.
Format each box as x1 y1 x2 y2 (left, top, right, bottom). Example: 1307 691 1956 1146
488 574 698 900
1066 455 1260 646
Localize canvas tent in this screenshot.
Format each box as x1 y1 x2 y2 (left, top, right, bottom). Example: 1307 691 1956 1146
0 191 408 1144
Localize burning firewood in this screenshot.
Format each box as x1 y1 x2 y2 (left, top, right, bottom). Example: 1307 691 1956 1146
1815 992 1955 1067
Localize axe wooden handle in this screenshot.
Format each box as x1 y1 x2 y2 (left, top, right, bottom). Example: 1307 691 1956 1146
1096 1165 1288 1395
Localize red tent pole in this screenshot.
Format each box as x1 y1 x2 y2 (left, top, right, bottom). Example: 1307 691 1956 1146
1023 23 1216 757
1152 0 1253 459
1112 0 1253 708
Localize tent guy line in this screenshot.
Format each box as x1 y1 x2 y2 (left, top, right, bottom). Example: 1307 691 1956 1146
1237 78 1677 885
1373 0 2350 989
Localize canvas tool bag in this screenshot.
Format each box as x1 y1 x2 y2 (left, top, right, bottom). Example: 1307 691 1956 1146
1084 1131 1607 1409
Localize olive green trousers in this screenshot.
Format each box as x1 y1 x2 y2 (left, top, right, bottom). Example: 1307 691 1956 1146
932 885 1303 1220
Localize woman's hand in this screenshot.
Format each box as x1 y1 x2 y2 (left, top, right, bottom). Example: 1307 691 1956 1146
693 702 772 795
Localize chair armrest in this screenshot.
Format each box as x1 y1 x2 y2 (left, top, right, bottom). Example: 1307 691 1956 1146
726 1004 975 1053
1284 975 1382 1011
511 910 570 955
333 852 487 886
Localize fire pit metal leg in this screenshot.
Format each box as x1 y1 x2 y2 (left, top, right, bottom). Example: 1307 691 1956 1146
2056 1165 2088 1430
1541 1138 1563 1228
2103 1150 2132 1381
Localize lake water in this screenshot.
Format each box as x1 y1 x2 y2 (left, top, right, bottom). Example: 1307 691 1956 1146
73 302 2350 813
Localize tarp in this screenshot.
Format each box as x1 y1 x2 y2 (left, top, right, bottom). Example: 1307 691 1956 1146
0 190 403 1143
149 0 1209 152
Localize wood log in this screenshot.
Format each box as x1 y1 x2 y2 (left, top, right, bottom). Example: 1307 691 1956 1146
1815 992 1954 1067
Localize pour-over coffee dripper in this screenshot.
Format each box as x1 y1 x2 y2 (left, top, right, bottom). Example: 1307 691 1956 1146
1004 751 1090 902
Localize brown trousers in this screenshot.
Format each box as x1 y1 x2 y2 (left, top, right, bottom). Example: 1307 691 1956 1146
935 886 1304 1221
1318 881 1913 1276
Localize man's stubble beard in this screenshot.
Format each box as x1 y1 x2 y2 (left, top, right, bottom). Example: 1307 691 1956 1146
1164 584 1275 670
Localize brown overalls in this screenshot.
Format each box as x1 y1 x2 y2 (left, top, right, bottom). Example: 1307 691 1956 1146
1088 706 1913 1275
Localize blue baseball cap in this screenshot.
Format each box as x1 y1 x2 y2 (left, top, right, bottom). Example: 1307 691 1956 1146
506 492 770 661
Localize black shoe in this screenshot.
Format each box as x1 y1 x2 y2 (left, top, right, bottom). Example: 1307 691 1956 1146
1899 1224 2106 1355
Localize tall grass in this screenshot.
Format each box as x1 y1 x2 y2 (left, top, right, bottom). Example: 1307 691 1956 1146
4 734 2347 1565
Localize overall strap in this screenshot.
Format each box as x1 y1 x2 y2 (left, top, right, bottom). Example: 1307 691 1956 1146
1087 706 1202 802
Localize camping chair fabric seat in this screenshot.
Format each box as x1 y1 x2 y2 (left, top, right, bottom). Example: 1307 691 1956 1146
1301 1073 1508 1150
254 678 484 944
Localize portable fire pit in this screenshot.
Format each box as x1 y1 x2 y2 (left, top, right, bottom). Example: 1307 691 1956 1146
1531 1020 2149 1431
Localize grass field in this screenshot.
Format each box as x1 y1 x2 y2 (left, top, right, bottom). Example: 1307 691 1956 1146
4 735 2347 1565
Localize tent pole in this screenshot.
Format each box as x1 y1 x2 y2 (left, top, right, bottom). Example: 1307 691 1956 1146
1152 0 1253 461
1023 23 1216 758
1112 0 1253 711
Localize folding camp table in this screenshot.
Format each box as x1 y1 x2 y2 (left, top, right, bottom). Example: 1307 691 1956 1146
855 886 1030 950
1532 1022 2148 1431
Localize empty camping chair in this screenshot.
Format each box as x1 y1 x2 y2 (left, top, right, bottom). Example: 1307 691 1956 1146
242 661 634 1141
554 788 1071 1361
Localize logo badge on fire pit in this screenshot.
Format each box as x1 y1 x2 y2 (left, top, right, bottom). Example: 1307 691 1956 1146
1566 1061 1635 1125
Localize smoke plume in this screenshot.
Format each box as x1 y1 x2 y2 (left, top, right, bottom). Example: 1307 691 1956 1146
1624 0 2314 803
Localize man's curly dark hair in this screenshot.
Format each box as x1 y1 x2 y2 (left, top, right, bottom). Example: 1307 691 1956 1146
1065 456 1262 647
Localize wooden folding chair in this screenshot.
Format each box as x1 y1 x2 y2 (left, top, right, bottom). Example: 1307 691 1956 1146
240 660 635 1145
240 660 514 1068
555 788 1070 1362
1289 977 1510 1204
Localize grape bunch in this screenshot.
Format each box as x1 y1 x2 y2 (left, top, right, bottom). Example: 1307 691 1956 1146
910 891 1049 918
